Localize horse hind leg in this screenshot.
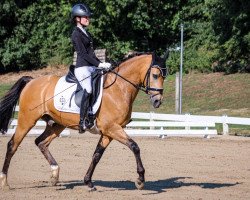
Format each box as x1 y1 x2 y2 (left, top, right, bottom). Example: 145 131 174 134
0 137 16 190
1 120 36 190
35 121 65 186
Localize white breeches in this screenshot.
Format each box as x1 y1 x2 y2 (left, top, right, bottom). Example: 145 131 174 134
74 66 95 93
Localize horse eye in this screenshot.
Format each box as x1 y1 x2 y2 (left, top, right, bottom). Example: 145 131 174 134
153 74 159 79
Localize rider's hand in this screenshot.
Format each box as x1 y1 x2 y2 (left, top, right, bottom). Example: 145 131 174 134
98 62 111 69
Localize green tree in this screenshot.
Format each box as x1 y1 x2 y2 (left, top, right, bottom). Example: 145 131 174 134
0 0 249 74
208 0 250 73
0 0 72 72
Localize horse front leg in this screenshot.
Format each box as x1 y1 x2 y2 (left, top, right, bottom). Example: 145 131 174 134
84 134 112 191
108 126 145 190
127 138 145 189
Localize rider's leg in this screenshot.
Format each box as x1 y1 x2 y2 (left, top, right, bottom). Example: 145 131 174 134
86 90 95 129
79 89 90 133
86 72 101 129
74 66 93 133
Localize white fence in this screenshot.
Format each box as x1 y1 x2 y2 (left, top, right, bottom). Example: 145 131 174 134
125 112 250 137
3 107 250 138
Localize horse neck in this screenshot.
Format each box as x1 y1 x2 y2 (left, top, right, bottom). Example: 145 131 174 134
112 55 152 102
119 54 152 86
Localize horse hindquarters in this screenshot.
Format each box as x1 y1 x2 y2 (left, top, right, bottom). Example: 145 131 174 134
0 77 31 189
0 76 43 190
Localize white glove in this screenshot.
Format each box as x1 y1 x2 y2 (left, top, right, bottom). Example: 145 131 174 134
98 62 111 69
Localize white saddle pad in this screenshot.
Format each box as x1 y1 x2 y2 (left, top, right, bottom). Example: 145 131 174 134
54 76 103 114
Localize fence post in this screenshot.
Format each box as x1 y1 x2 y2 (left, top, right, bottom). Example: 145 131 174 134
222 115 229 135
175 72 180 114
185 113 191 130
150 110 154 130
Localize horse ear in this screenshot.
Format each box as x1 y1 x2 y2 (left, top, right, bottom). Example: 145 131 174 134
162 49 169 62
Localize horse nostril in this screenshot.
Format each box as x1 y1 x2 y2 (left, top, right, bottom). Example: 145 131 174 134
153 99 161 108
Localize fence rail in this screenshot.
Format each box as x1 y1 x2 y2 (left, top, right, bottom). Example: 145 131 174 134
131 112 250 135
3 107 250 137
125 116 217 138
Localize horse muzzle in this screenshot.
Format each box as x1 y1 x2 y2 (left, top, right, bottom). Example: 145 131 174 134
150 94 163 108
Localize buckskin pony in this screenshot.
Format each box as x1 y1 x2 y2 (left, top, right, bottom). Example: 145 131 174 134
0 51 169 191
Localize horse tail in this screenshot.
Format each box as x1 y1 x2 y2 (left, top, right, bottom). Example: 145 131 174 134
0 76 33 134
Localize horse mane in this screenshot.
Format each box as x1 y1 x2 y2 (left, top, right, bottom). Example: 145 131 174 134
114 52 153 67
110 51 167 77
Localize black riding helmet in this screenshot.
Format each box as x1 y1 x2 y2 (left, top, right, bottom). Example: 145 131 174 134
71 3 92 19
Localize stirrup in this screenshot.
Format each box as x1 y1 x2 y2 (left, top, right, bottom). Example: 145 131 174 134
85 119 95 129
86 113 95 129
79 120 87 134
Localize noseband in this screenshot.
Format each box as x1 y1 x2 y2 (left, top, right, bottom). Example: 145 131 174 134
142 64 166 95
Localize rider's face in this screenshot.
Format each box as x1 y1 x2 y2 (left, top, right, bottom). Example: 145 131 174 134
77 16 90 27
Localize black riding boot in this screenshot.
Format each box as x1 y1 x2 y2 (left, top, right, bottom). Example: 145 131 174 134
79 89 91 133
86 110 95 129
85 93 96 129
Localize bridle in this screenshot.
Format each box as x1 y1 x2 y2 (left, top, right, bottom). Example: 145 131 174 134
106 55 167 97
142 64 167 96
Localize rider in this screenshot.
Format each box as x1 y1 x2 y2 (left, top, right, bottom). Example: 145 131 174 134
71 3 111 133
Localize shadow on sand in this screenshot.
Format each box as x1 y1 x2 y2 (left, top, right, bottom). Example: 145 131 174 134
56 177 240 194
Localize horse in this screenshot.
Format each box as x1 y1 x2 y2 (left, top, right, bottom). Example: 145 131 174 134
0 51 169 191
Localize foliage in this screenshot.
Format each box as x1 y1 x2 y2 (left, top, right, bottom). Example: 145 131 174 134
0 0 249 73
0 0 72 72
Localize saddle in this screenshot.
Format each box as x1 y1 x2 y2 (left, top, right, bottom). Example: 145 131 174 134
53 65 104 114
65 65 102 108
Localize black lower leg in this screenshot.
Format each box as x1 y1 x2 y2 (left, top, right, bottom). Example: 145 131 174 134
85 76 97 129
127 139 145 182
79 90 90 133
84 144 105 188
86 106 95 129
2 139 15 174
35 133 58 166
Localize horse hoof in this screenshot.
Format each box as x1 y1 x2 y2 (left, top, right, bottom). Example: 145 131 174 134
0 173 10 191
88 186 97 192
50 165 59 186
2 184 10 191
50 173 59 186
50 176 58 186
135 178 144 190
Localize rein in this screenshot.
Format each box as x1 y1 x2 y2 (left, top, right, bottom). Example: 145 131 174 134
108 69 146 93
109 66 163 94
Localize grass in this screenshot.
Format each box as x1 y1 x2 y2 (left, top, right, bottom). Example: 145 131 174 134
133 72 250 136
1 71 250 135
134 72 250 117
0 84 12 98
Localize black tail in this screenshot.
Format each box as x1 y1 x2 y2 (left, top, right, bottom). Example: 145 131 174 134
0 76 33 134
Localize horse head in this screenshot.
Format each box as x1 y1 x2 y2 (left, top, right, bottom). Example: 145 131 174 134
141 50 169 108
